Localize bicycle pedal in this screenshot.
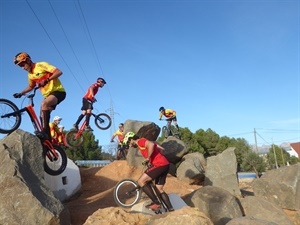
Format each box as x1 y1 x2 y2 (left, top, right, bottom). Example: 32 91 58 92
34 131 49 140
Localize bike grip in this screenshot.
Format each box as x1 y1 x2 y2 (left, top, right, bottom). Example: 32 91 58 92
13 93 22 98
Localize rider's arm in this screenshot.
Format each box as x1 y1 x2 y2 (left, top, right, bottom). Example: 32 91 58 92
110 133 116 142
145 140 155 161
172 110 176 117
19 85 34 95
156 144 165 153
47 68 63 81
159 112 163 120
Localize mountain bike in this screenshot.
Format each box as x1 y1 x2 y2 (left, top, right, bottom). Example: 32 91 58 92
160 120 181 140
111 141 128 160
65 112 111 148
113 162 170 214
0 87 67 176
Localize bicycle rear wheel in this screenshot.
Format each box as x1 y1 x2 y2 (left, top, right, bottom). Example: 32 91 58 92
0 99 22 134
94 113 112 130
113 179 142 208
65 130 84 147
43 143 67 176
161 126 169 139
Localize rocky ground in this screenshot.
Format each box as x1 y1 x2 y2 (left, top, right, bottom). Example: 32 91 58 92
64 160 299 225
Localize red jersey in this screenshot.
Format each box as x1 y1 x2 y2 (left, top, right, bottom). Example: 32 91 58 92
136 138 169 167
83 83 100 101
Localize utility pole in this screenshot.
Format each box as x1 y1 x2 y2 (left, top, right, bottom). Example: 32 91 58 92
254 128 258 153
272 139 278 169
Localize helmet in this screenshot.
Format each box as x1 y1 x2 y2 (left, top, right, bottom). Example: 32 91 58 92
58 125 64 129
159 107 165 112
123 132 136 145
53 116 62 121
14 52 31 65
97 77 107 84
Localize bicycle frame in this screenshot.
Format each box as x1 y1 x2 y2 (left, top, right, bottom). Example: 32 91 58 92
5 89 60 159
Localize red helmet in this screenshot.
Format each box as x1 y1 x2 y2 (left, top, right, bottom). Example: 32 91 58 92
14 52 31 65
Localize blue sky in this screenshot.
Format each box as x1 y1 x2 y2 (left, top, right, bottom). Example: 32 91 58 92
0 0 299 148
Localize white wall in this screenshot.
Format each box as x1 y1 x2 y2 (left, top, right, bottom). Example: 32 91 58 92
44 158 81 202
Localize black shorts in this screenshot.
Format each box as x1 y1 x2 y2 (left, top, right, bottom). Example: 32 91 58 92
81 98 93 110
145 164 169 185
50 91 66 109
166 116 177 122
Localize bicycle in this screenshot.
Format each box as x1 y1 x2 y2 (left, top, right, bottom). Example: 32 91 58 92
160 119 181 140
113 162 170 214
111 141 128 160
0 87 67 176
65 112 111 148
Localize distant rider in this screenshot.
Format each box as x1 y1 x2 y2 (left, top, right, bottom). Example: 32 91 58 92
110 123 128 160
159 107 179 132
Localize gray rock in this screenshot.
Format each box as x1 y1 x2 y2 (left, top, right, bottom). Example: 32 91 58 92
183 186 244 225
241 196 293 225
204 147 241 196
252 164 300 210
0 130 70 225
176 152 206 184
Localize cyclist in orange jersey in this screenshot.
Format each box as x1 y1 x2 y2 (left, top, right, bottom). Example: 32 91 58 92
123 132 174 212
110 123 127 160
158 107 179 132
13 52 66 140
73 77 106 132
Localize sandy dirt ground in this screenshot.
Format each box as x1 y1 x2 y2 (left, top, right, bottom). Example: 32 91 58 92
65 160 299 225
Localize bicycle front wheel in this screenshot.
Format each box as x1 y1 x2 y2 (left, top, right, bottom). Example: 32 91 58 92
94 113 112 130
43 144 67 176
0 99 22 134
113 179 142 208
65 130 84 147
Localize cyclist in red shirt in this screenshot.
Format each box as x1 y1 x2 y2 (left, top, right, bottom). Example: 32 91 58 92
73 77 106 131
13 52 66 140
123 132 174 211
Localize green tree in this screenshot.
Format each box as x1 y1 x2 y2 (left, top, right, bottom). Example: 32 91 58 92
65 131 103 161
241 151 266 176
194 128 219 156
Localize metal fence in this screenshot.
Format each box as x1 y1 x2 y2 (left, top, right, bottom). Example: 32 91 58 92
75 160 111 168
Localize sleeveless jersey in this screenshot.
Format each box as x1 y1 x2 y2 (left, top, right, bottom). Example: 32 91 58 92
83 83 99 101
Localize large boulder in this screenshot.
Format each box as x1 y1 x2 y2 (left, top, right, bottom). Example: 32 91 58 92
0 130 70 225
123 119 160 141
240 196 293 225
176 152 206 184
204 147 241 196
183 186 244 225
252 164 300 210
161 137 189 164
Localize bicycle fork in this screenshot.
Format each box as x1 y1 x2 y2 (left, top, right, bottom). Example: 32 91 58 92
42 140 59 161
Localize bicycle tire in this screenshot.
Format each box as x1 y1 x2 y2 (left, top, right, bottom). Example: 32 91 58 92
161 126 169 139
0 99 22 134
43 144 67 176
65 130 84 147
94 113 112 130
113 179 142 208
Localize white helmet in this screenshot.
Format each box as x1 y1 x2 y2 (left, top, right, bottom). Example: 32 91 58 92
53 116 62 121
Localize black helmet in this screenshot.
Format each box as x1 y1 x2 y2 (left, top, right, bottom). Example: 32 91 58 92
159 107 165 112
97 77 106 84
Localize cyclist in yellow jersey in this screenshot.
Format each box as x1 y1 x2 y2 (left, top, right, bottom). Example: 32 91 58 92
73 77 106 132
13 52 66 140
110 123 127 160
158 107 179 131
49 116 62 145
